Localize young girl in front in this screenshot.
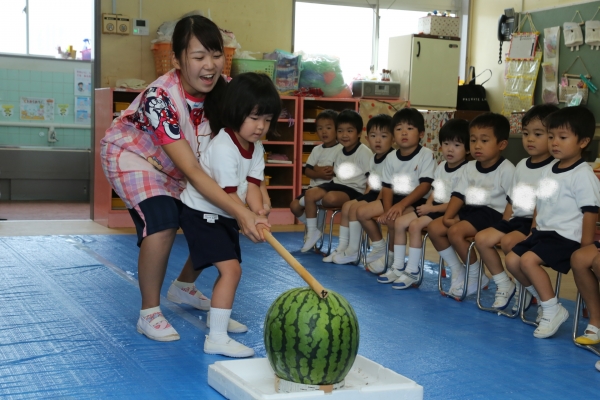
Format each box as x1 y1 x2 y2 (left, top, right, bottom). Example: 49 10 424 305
179 73 281 357
377 119 469 287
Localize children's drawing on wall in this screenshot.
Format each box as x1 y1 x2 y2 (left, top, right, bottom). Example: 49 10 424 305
58 104 70 116
20 97 54 121
1 104 14 117
75 96 91 123
74 68 92 96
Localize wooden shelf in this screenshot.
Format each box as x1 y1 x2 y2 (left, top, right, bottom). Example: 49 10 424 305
266 185 294 189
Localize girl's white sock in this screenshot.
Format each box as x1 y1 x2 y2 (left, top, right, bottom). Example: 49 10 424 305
208 307 232 344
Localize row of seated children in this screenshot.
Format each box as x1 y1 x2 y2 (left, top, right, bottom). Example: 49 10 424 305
292 105 600 364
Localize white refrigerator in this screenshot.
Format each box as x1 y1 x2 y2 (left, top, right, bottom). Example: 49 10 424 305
388 35 460 109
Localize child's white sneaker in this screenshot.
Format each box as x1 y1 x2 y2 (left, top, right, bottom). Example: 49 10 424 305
595 360 600 372
450 274 489 297
492 282 516 310
377 268 401 283
536 306 543 323
322 249 341 263
204 335 255 358
167 283 211 311
367 253 393 274
533 304 568 338
206 312 248 333
365 247 386 264
301 231 322 252
391 269 419 290
575 324 600 345
332 250 359 265
136 312 180 342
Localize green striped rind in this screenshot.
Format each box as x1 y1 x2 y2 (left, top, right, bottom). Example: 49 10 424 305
264 287 359 385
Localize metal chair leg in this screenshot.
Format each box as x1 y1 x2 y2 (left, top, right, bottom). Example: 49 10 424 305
381 230 391 275
352 228 365 266
323 209 340 256
439 241 476 301
414 232 428 288
520 273 563 327
572 291 600 356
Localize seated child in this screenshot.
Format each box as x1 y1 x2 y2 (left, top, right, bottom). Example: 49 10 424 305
378 118 469 288
301 109 373 252
290 110 341 223
428 113 514 297
571 242 600 347
179 72 280 357
474 104 558 311
355 108 436 273
325 114 394 264
505 106 600 339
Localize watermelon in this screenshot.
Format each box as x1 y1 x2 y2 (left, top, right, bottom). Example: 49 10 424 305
263 287 360 385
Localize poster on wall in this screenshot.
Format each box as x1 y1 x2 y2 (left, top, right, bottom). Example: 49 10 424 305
74 68 92 96
1 104 14 117
20 97 54 121
75 96 91 123
57 104 70 116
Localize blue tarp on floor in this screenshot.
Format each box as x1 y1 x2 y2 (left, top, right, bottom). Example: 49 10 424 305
0 233 597 399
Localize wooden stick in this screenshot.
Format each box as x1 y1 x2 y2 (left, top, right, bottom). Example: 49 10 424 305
263 230 328 299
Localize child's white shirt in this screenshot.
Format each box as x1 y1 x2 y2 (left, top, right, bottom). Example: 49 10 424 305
535 159 600 242
431 160 468 204
452 157 515 214
381 146 436 197
508 156 555 219
332 143 373 193
180 128 264 218
366 148 394 192
305 143 342 187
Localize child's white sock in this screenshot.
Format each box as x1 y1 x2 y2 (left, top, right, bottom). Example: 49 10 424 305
140 305 161 319
405 247 421 274
345 221 363 254
208 307 232 344
467 260 481 279
371 239 386 252
299 196 306 207
492 271 512 290
525 285 542 305
306 218 317 235
438 246 464 284
540 296 559 319
336 226 349 253
391 245 406 269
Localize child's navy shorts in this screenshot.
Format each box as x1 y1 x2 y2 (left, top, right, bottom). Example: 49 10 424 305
458 205 503 232
493 217 533 236
356 190 380 203
317 182 361 200
421 201 444 220
180 205 241 271
128 195 183 247
511 228 579 274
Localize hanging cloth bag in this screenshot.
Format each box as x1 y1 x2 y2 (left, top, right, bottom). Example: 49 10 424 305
558 56 590 105
586 8 600 50
456 67 491 111
564 11 584 51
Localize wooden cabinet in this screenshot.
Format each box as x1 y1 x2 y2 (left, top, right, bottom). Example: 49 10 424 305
93 88 142 228
262 96 299 224
296 98 360 198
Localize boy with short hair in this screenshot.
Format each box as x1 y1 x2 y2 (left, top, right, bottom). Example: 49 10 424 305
290 110 341 223
355 108 436 272
474 105 558 310
327 114 394 264
428 113 515 297
301 109 373 252
506 106 600 339
378 118 469 287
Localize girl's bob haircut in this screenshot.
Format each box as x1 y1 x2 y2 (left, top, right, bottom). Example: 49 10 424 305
221 73 282 134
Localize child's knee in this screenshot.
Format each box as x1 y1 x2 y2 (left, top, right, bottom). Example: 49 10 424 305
474 230 496 248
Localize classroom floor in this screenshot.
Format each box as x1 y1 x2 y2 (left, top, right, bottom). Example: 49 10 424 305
0 221 598 399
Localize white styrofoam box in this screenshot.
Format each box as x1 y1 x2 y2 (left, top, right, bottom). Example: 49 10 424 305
418 16 460 37
208 355 423 400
